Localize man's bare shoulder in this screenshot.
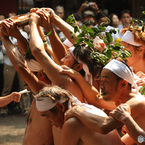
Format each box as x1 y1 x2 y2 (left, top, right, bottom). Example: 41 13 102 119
63 117 83 130
126 94 145 118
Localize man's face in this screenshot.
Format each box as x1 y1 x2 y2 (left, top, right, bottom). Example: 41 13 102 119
121 13 131 27
60 52 76 68
100 69 120 101
40 106 64 128
55 8 64 19
121 42 137 66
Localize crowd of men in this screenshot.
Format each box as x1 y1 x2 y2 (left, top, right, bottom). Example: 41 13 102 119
0 1 145 145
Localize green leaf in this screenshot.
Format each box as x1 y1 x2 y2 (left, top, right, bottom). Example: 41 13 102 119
98 26 106 31
76 38 84 44
45 31 52 37
142 11 145 15
74 25 80 33
77 33 84 38
91 27 100 33
84 40 94 48
104 50 112 59
105 32 113 42
81 25 87 31
109 29 117 34
140 85 145 95
114 43 121 47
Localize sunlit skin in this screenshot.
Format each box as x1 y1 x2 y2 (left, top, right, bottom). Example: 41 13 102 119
100 69 121 102
121 42 137 66
120 41 145 73
60 52 76 68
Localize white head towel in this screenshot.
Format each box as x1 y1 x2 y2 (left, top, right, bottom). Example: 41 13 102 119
36 95 68 112
104 59 139 94
69 46 93 85
121 31 142 47
26 59 42 72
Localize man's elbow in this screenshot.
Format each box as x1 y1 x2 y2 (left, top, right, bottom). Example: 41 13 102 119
31 46 42 56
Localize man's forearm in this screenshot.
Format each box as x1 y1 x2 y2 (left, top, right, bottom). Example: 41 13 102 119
51 14 75 44
1 37 45 94
0 95 13 107
123 115 145 144
74 108 122 134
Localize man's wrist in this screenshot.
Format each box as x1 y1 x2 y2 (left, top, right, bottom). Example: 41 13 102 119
121 113 131 124
50 14 59 24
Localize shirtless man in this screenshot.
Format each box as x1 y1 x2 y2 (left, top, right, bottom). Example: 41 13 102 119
0 13 84 144
0 19 54 145
36 85 123 145
64 59 145 145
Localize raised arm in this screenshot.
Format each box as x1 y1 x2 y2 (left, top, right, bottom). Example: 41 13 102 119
43 8 76 44
37 25 60 64
29 13 84 102
31 8 67 63
60 65 116 110
0 19 46 94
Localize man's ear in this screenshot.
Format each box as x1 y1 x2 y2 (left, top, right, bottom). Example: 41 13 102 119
119 79 128 89
57 103 65 113
73 63 83 72
138 46 145 57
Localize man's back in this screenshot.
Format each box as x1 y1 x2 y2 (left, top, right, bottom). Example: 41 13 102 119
61 104 123 145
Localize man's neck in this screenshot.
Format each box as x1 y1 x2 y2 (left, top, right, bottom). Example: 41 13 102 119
130 60 145 74
115 91 132 106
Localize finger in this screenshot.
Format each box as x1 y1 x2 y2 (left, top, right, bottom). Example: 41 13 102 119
30 8 39 13
61 65 70 69
64 111 71 121
36 10 47 19
136 81 145 86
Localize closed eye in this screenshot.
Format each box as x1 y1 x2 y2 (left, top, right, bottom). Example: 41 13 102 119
41 114 48 117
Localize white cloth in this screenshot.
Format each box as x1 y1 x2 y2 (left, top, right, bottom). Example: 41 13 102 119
118 24 124 38
36 95 69 112
104 59 134 85
121 31 142 46
104 59 139 93
69 46 93 85
68 96 107 117
63 38 73 48
26 59 42 72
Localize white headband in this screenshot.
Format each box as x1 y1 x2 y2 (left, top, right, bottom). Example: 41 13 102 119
69 46 93 85
104 59 134 85
121 31 142 46
36 95 68 112
26 59 42 72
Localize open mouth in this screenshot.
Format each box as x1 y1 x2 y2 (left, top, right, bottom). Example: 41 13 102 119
100 88 107 96
101 92 107 96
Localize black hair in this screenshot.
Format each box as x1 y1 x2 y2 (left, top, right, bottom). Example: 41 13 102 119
95 11 107 21
73 43 104 78
119 9 131 19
